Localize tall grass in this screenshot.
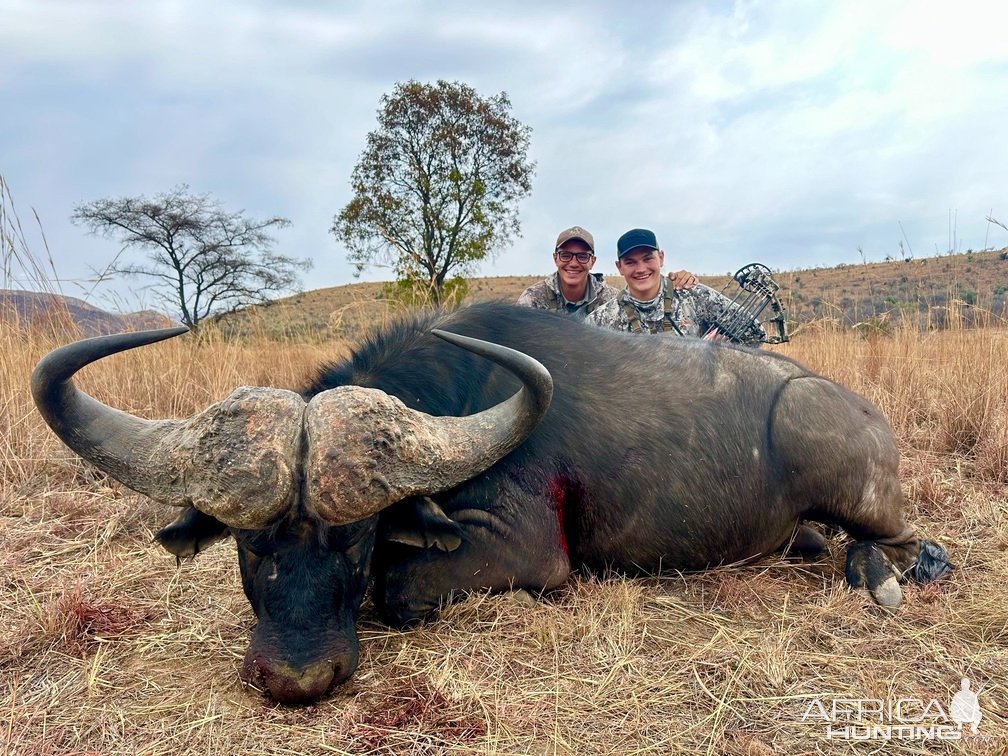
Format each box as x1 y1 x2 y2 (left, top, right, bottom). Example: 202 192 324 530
3 305 1007 753
1 174 59 294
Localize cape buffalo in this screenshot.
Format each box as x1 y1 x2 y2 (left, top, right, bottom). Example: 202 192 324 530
31 302 950 705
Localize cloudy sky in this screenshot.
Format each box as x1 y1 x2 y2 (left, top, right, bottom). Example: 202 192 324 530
4 0 1007 311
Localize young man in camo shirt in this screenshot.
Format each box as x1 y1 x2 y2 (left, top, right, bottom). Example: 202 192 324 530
587 228 765 345
516 226 616 318
517 226 698 319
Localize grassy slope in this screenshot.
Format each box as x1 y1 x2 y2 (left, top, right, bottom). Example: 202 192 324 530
213 249 1008 342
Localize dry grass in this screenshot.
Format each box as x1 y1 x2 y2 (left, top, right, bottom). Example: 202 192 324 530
2 313 1006 755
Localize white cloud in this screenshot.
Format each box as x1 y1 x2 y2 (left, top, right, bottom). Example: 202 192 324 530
3 0 1007 307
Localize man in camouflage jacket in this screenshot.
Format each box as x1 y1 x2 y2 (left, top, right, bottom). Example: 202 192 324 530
587 228 765 346
518 226 697 319
516 226 618 318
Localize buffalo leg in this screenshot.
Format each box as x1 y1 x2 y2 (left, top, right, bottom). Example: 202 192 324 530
373 496 571 627
771 376 952 608
815 455 951 606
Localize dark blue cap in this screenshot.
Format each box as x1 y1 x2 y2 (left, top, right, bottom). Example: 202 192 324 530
616 228 659 258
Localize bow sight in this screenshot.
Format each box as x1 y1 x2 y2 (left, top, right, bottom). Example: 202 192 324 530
703 263 789 344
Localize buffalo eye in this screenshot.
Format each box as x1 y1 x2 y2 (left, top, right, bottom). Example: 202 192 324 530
233 528 276 558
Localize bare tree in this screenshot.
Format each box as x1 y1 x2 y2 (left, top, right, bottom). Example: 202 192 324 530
72 186 311 328
333 80 534 304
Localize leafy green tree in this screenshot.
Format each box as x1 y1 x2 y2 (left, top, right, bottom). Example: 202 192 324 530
333 80 534 304
72 185 310 328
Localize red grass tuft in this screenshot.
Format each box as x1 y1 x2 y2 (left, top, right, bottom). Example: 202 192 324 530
55 582 149 655
347 676 487 752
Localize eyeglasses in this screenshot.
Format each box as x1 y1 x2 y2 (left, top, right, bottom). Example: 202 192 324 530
555 250 594 264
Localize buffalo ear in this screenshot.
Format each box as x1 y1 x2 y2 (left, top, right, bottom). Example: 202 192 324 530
383 496 463 552
155 507 231 560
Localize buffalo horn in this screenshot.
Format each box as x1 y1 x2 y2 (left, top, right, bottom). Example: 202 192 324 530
304 329 553 524
31 328 303 529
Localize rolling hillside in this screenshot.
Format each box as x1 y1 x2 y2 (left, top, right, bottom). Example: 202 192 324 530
5 248 1005 342
214 248 1008 341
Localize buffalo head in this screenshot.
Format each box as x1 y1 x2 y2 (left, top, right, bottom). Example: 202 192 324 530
31 327 552 704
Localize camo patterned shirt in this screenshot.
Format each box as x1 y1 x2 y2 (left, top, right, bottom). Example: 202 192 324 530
586 279 765 345
516 272 619 319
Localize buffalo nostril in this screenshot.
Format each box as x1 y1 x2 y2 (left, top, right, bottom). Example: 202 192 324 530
330 661 344 684
330 658 355 687
240 654 271 689
239 653 270 688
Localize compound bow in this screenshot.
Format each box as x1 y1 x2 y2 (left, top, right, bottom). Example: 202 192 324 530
702 263 789 344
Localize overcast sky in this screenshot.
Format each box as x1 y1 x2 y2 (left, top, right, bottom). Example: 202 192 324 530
4 0 1007 312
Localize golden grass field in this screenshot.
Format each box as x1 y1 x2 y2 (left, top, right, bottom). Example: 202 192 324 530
1 303 1007 755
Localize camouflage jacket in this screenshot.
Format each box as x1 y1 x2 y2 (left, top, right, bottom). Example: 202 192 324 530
586 279 765 345
516 273 618 319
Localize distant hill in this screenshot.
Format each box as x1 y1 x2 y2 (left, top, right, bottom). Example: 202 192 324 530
9 247 1004 343
773 248 1008 329
210 248 1008 342
0 290 175 337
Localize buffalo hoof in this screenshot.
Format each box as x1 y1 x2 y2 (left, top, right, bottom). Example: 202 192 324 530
911 539 954 583
509 588 538 607
373 570 443 628
845 541 902 612
784 523 828 558
374 590 437 628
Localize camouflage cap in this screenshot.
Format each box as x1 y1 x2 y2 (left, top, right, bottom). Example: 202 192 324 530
554 226 595 252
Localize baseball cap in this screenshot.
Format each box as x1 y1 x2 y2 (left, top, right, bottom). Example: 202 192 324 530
554 226 595 252
617 228 659 258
